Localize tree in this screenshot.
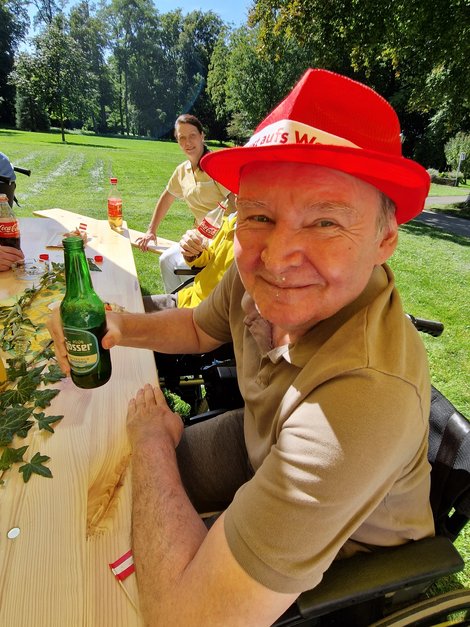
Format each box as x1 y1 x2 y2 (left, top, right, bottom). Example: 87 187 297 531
444 133 470 183
0 0 28 126
207 24 312 141
13 52 50 131
177 11 225 139
248 0 470 166
31 0 65 27
69 1 113 132
12 14 93 141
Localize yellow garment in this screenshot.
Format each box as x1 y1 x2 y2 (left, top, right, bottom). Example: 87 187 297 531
177 214 237 308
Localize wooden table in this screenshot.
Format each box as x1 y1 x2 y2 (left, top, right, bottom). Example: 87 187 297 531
0 214 151 626
33 208 177 255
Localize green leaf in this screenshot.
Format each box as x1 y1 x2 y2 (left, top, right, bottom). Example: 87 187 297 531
0 406 34 444
0 445 28 471
1 379 36 407
19 452 52 483
87 257 102 272
35 413 63 433
33 388 60 409
42 364 66 384
6 357 28 380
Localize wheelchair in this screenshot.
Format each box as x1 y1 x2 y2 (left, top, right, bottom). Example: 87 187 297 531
0 152 31 207
160 314 470 626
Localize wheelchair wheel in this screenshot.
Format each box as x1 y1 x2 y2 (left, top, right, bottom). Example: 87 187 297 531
370 588 470 626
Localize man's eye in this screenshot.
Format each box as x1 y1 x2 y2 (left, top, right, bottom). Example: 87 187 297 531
317 219 337 227
249 215 271 223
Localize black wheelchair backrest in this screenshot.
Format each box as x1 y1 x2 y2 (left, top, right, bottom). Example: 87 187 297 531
428 385 470 540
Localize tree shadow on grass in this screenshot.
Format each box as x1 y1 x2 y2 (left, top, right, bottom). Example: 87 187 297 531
402 220 470 248
44 140 122 149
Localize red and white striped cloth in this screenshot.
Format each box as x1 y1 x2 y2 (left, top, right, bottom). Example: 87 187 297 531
109 550 135 581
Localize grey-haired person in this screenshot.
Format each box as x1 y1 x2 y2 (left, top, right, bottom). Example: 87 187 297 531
49 69 433 626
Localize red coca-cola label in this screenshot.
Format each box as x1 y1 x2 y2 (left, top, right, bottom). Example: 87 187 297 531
107 198 122 218
198 218 218 239
0 219 20 238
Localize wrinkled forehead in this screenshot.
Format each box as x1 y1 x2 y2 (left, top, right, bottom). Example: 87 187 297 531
239 161 379 198
237 161 385 224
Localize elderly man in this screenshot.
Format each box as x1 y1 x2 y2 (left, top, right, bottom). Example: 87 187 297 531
50 69 434 626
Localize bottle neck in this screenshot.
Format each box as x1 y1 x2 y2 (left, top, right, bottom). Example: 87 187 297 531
63 243 95 299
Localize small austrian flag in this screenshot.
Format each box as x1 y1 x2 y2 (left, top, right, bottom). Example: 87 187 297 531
79 222 87 232
109 549 135 581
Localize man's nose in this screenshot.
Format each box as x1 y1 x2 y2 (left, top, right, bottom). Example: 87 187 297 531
260 226 304 271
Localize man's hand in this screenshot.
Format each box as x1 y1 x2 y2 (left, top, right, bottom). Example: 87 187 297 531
135 230 156 252
0 245 24 271
127 383 184 449
179 228 205 262
46 306 70 376
47 308 120 376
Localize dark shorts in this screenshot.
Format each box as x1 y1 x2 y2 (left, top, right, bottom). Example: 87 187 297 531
176 408 254 514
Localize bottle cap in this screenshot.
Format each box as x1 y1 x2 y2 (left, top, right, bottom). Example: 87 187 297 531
94 255 103 263
39 253 49 261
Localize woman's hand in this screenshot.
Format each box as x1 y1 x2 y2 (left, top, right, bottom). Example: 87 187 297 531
135 230 156 252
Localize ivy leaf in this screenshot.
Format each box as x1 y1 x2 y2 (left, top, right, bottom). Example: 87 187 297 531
1 380 36 407
19 452 52 482
42 364 66 384
33 389 60 409
6 357 28 380
35 413 63 433
0 445 28 471
0 407 34 445
87 258 102 272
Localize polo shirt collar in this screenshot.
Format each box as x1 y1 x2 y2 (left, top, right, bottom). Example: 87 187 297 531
241 265 391 367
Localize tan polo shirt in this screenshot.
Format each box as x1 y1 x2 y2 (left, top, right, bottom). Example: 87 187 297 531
166 160 230 225
194 263 434 593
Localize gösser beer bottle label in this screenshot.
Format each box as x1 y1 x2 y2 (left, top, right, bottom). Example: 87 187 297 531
63 327 100 373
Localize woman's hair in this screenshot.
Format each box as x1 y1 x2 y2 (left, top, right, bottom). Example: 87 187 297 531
174 114 204 135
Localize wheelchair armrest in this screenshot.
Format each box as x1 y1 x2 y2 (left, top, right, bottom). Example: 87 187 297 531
297 536 463 620
185 408 231 426
174 267 201 276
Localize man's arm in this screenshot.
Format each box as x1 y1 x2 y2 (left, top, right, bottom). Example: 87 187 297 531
128 385 298 626
136 190 175 251
47 307 222 376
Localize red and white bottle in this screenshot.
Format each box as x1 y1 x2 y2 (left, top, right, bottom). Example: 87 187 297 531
0 193 21 249
197 202 225 248
107 177 123 230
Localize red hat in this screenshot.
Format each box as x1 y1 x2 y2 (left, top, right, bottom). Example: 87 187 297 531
201 69 430 224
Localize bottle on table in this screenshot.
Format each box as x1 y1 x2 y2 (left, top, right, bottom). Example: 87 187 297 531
0 193 21 249
60 236 112 389
107 177 123 230
197 202 226 248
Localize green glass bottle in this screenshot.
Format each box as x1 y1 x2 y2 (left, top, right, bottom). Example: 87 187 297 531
60 236 112 389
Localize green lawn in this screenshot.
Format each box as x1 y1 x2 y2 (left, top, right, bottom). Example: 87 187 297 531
430 181 470 196
2 128 469 589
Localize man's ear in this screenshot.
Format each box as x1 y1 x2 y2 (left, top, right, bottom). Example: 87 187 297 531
375 221 399 265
